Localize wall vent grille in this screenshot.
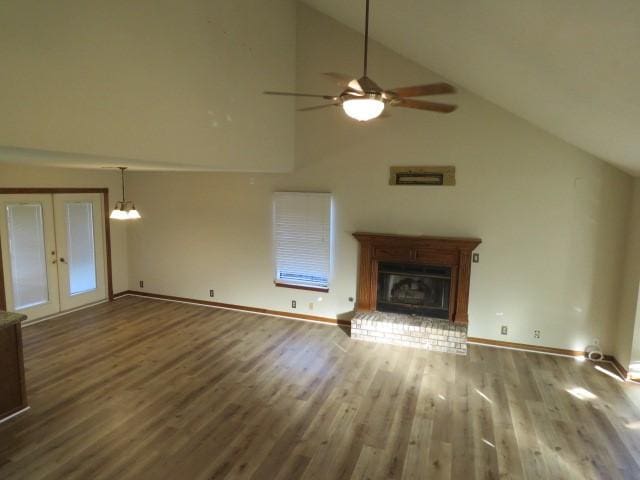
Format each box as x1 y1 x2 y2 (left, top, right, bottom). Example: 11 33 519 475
389 166 455 186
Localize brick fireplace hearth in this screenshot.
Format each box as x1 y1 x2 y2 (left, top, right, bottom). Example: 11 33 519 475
351 311 468 355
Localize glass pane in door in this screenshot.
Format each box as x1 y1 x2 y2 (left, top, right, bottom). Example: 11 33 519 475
65 202 97 295
6 204 49 309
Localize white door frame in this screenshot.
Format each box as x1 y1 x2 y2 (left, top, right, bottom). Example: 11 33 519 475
0 188 114 314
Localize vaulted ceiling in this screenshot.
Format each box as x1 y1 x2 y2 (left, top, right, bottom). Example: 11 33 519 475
1 0 638 174
301 0 640 175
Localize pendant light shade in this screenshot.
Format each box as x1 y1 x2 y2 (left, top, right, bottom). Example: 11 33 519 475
110 167 141 220
127 207 141 219
109 207 128 220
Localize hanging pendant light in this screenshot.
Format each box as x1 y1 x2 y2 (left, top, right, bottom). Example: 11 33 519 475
110 167 141 220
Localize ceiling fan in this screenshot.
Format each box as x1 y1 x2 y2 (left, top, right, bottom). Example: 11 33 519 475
264 0 457 122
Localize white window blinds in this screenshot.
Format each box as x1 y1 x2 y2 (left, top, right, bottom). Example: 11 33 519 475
273 192 332 289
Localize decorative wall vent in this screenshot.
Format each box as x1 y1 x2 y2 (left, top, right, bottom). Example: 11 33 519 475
389 166 455 186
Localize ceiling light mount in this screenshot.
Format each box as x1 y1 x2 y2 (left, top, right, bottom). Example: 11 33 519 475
110 167 141 220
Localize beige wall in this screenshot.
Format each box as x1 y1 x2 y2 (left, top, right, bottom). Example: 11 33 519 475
0 0 295 172
616 179 640 372
0 163 129 294
125 6 633 354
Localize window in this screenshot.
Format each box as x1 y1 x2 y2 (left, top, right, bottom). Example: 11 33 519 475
273 192 332 291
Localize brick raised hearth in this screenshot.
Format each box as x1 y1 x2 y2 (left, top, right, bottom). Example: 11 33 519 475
352 232 481 354
352 311 468 355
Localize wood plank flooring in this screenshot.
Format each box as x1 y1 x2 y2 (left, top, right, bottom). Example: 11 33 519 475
1 296 640 479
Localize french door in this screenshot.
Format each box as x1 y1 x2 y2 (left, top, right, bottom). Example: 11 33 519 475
0 193 107 321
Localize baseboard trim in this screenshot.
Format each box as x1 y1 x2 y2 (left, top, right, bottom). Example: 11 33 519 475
114 290 351 327
22 299 109 327
607 355 629 379
467 336 629 380
0 406 30 425
467 336 587 358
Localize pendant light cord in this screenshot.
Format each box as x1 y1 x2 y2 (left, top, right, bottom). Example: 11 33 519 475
363 0 370 77
120 167 126 203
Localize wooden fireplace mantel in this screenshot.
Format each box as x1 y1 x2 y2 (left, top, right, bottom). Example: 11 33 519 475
353 232 481 324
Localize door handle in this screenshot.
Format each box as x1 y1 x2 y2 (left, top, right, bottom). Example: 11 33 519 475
59 258 66 264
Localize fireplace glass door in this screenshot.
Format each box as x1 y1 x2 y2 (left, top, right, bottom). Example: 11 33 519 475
377 262 451 319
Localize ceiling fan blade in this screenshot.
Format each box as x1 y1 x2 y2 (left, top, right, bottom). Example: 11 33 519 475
389 82 456 98
395 98 457 113
264 91 337 100
297 103 339 112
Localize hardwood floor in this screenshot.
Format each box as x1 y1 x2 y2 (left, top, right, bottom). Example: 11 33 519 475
1 296 640 479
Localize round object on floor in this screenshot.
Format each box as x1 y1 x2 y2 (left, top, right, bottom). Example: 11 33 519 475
585 344 604 361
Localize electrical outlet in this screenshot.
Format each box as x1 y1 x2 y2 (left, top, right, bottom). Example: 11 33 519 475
309 302 314 310
139 280 144 288
501 325 508 335
209 289 215 298
593 338 600 346
473 253 480 263
291 300 296 309
534 330 541 339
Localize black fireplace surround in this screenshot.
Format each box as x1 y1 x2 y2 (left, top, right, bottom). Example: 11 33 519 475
376 262 451 319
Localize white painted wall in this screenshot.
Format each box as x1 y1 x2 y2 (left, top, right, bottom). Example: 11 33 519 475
0 0 295 172
0 163 129 294
125 6 632 354
616 179 640 372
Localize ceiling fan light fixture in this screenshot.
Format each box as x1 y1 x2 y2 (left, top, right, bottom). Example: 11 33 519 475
263 0 457 117
342 97 385 121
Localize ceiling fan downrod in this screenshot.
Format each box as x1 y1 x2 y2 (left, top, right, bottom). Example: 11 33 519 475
363 0 370 78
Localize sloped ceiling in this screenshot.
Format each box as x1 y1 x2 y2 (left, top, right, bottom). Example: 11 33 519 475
301 0 640 175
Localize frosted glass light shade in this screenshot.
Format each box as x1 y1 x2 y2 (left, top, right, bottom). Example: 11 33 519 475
110 208 128 220
342 98 385 121
127 209 141 219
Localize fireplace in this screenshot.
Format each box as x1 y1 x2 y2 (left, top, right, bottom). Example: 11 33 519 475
377 262 451 318
353 233 481 323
